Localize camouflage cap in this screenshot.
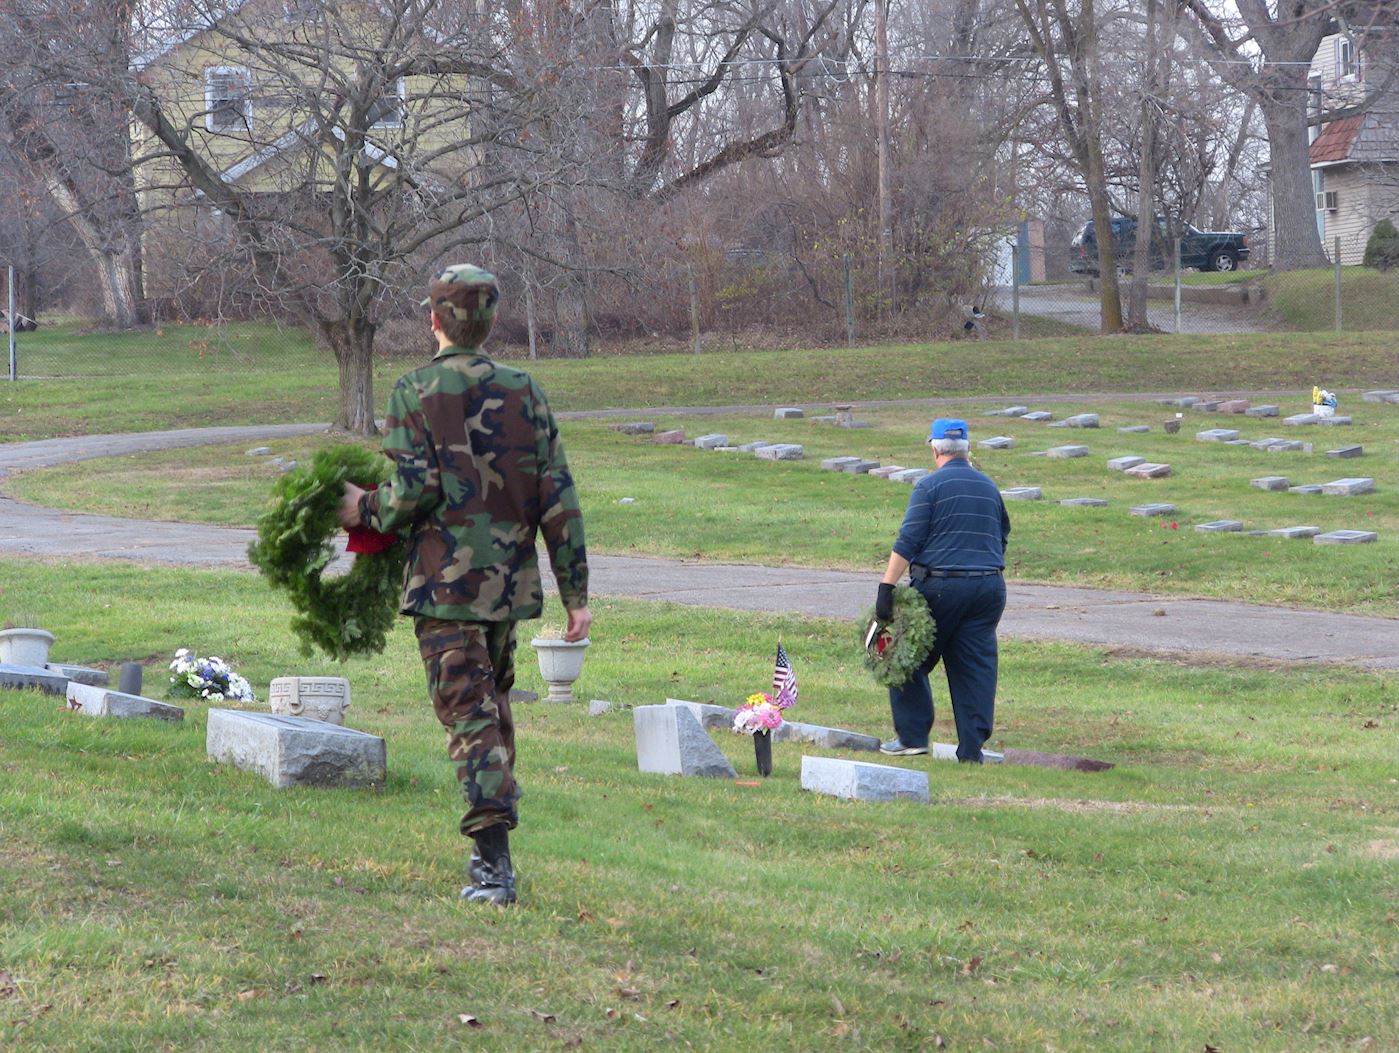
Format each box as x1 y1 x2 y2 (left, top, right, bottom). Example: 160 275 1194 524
420 264 500 322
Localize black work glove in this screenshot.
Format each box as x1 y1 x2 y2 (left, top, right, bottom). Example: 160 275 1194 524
875 583 895 623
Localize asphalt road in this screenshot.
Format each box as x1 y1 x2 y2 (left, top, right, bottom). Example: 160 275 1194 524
2 423 1395 670
1002 283 1269 334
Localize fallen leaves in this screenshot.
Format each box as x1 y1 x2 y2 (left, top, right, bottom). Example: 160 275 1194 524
529 1009 557 1023
0 969 16 998
457 1013 482 1028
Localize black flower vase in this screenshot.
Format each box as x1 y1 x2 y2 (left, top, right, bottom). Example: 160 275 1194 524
753 729 773 777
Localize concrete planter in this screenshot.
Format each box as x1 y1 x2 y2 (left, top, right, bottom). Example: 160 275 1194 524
530 638 590 702
0 627 55 668
267 676 351 725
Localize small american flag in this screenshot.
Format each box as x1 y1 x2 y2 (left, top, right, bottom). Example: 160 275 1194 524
772 642 798 705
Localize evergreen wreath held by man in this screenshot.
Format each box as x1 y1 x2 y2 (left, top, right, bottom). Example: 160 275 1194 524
338 263 591 907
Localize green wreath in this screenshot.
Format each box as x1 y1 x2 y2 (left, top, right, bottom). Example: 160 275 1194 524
248 444 406 661
860 585 937 688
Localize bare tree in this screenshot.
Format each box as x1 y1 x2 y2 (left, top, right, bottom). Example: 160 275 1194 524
1015 0 1124 331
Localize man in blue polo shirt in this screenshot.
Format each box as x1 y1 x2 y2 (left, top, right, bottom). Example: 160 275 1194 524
874 418 1010 763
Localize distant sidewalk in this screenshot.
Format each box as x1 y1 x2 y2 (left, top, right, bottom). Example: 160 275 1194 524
2 424 1395 671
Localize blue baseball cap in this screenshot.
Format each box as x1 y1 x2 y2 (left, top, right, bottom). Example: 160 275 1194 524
928 418 969 442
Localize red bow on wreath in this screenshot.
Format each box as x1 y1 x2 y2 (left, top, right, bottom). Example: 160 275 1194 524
345 484 399 554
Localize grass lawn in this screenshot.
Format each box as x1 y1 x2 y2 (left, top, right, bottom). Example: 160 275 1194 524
7 323 1399 443
11 398 1399 615
1261 268 1399 333
1 557 1396 1051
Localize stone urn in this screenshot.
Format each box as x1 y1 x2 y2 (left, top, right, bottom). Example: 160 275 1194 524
0 627 55 668
268 676 351 724
530 638 590 702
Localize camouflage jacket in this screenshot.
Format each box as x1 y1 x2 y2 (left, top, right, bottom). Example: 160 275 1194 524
360 345 588 621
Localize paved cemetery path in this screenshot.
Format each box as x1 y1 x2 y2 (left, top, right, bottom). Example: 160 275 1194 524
2 423 1396 670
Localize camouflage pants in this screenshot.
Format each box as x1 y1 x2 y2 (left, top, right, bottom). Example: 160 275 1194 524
415 616 520 837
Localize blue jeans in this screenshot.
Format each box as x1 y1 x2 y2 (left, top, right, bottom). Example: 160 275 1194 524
887 574 1006 762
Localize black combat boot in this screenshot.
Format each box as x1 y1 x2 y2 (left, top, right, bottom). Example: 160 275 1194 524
461 824 516 905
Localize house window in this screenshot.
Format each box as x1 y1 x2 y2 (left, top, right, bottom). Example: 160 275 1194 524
205 67 252 132
369 78 406 129
1336 36 1357 81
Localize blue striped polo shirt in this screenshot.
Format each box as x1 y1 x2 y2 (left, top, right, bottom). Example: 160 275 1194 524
892 457 1010 571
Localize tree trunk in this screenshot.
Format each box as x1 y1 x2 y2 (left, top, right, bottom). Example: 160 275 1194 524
322 318 380 435
553 276 592 358
1128 0 1164 329
41 172 142 328
1261 90 1329 270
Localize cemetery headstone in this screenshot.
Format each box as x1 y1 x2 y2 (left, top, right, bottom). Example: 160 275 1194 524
1108 455 1145 471
1060 497 1108 507
694 434 729 449
1317 416 1352 426
1046 445 1089 459
1320 478 1375 496
841 460 880 473
1313 530 1378 544
608 422 655 435
984 406 1030 417
1268 526 1320 539
206 709 387 789
1244 405 1280 417
821 456 863 471
868 465 907 479
890 468 930 484
47 664 107 687
1288 484 1324 494
66 682 183 722
1251 476 1289 491
0 663 70 696
800 756 929 803
1362 390 1399 403
1130 503 1176 517
1021 411 1053 422
1216 400 1250 413
755 444 804 461
1326 445 1363 459
978 436 1014 450
1283 413 1319 426
1195 520 1243 533
1196 429 1240 442
1063 414 1100 428
774 407 804 419
654 429 686 444
736 441 771 452
1124 462 1172 478
1117 425 1151 433
246 447 272 455
1000 487 1042 501
634 704 737 778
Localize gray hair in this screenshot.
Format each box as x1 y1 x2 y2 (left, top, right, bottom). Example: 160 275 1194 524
929 437 970 457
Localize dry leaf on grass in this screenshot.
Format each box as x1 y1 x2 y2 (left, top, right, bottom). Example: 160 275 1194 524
457 1014 482 1028
529 1009 557 1023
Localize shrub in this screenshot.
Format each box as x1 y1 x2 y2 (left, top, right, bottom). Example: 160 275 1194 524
1362 218 1399 271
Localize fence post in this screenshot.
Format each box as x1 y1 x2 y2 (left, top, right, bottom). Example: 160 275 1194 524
688 264 701 355
1334 235 1343 333
1173 238 1182 334
843 253 855 347
7 265 15 382
1010 241 1021 340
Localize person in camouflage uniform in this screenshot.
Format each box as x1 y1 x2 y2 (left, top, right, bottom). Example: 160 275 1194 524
339 263 590 906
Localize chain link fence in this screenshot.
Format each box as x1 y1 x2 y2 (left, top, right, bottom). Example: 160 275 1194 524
6 227 1399 380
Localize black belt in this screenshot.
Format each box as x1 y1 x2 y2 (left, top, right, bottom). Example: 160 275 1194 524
910 566 1001 580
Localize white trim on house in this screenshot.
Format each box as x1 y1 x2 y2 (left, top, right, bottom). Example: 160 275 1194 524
370 78 407 129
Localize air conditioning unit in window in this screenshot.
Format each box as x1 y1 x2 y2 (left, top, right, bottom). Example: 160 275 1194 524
1316 191 1339 211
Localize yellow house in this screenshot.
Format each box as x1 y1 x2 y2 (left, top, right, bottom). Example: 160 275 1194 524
131 0 474 261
